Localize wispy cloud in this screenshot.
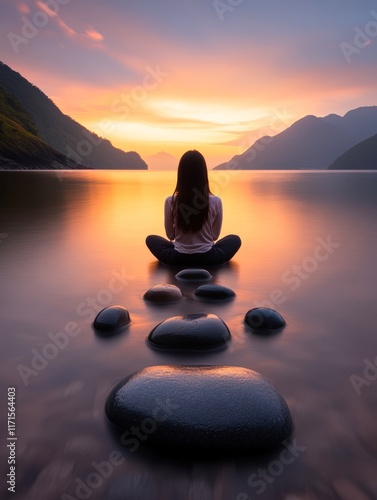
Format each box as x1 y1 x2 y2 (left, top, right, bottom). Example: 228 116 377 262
85 27 104 42
56 17 77 38
16 2 30 14
36 1 58 18
1 0 376 164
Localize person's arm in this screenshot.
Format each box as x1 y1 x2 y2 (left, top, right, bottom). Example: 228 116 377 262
164 197 175 240
212 197 223 241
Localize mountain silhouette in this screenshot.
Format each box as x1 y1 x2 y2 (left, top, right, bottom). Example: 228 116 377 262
146 151 178 170
214 107 377 170
328 133 377 170
0 85 85 170
0 62 147 170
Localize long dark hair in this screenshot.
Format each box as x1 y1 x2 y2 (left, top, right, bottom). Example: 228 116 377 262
172 150 212 233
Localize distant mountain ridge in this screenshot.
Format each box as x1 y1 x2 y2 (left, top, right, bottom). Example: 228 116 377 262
214 107 377 170
146 151 178 170
328 133 377 169
0 62 147 170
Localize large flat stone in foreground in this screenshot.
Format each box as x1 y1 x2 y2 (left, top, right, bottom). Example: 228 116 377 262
105 365 293 452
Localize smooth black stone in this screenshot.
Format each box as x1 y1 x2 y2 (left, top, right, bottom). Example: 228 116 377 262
143 283 182 303
244 307 286 331
93 305 131 332
194 284 235 300
175 268 212 282
148 313 231 349
105 365 293 452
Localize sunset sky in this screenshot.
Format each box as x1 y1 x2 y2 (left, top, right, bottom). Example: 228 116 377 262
1 0 377 168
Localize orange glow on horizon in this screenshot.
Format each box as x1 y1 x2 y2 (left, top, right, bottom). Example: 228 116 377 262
61 171 306 285
2 0 375 169
8 25 375 168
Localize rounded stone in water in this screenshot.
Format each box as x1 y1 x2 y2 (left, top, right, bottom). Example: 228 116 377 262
244 307 286 331
148 313 231 349
143 283 182 303
93 305 131 332
175 268 212 282
194 284 235 300
105 365 293 452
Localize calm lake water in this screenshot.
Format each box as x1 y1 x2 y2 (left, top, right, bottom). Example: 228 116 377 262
1 171 376 500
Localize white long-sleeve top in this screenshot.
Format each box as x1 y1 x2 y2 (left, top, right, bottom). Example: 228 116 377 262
164 195 223 254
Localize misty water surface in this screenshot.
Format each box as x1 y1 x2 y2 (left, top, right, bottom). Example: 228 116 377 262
0 171 376 500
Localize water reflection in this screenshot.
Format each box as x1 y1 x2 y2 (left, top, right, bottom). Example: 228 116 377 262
1 171 376 499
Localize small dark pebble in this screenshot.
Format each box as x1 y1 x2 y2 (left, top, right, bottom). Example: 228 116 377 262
194 284 235 300
93 305 131 332
175 268 212 282
143 284 182 303
244 307 286 331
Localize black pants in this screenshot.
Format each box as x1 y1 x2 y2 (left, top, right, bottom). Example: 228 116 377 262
145 234 241 266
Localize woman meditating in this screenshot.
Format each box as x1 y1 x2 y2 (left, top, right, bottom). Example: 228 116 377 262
146 150 241 266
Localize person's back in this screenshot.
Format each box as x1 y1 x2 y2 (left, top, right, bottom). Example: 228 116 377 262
146 150 241 266
164 194 222 254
